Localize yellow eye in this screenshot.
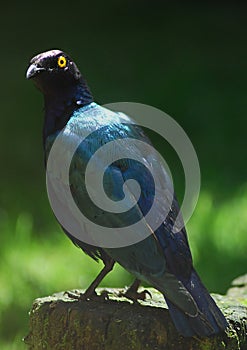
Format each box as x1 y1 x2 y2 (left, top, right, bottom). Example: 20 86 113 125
57 56 67 68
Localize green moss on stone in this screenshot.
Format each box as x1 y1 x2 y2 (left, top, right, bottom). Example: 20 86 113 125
24 286 247 350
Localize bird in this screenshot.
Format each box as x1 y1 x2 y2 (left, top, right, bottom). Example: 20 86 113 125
26 49 228 337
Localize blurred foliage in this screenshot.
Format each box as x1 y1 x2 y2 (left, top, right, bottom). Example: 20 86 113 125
0 0 247 348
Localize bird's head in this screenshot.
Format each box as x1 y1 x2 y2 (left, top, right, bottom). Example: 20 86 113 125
26 49 82 95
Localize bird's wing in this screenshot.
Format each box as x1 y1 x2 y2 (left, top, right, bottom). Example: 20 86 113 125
46 103 192 277
117 141 193 281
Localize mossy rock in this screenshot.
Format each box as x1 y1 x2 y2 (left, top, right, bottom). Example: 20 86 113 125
24 285 247 350
227 274 247 305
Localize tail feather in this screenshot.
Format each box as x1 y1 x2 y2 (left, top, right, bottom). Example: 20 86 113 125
165 270 228 337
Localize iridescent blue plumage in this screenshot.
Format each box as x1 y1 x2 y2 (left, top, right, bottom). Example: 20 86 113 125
26 49 228 337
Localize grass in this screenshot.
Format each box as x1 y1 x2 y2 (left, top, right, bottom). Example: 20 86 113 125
0 188 247 349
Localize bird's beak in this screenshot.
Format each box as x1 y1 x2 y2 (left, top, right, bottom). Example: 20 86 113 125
26 63 45 79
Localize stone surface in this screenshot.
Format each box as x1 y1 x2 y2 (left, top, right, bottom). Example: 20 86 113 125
24 284 247 350
227 274 247 303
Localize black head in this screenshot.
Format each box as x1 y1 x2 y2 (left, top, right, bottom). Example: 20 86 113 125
26 49 83 96
27 49 93 139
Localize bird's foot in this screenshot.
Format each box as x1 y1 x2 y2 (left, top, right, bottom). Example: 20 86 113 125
64 289 110 302
118 288 152 302
117 279 152 302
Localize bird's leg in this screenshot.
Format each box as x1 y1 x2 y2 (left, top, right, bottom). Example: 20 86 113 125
82 258 115 299
119 279 152 302
65 259 115 301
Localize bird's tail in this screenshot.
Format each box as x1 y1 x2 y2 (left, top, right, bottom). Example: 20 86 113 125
164 270 228 337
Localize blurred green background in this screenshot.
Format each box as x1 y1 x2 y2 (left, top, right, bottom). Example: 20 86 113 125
0 1 247 348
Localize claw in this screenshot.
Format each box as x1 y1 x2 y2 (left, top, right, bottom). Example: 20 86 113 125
63 259 114 302
64 289 110 302
119 288 152 302
64 290 82 300
117 279 152 302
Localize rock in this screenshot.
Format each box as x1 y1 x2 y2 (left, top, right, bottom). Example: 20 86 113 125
227 274 247 301
24 286 247 350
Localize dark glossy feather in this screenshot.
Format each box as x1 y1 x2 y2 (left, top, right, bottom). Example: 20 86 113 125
27 49 228 337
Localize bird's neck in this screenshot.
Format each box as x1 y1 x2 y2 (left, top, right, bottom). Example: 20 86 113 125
43 80 93 141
